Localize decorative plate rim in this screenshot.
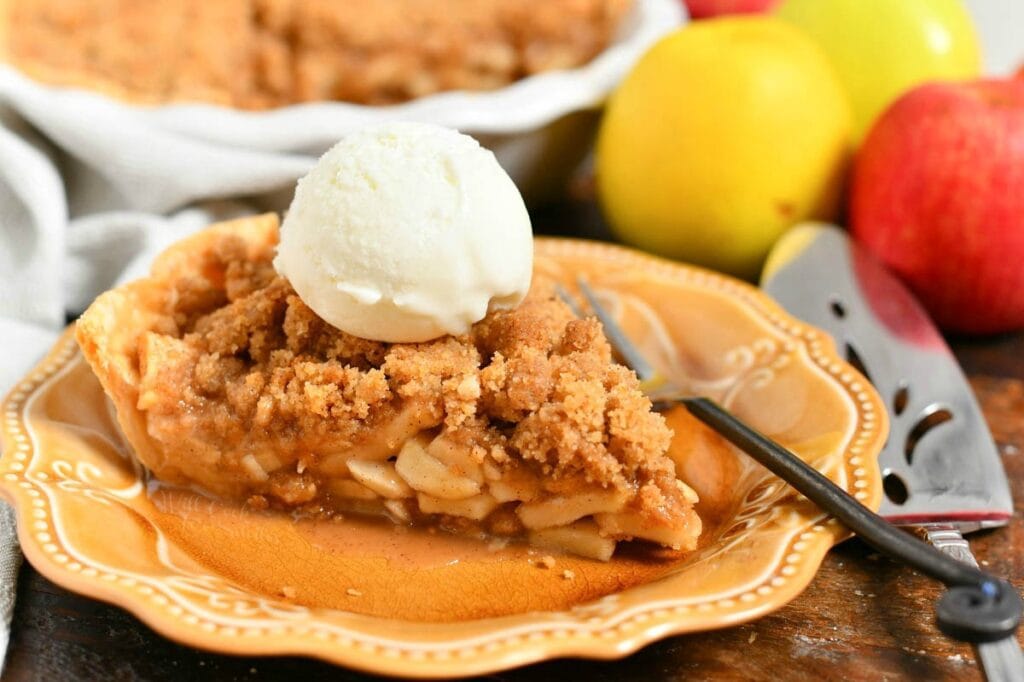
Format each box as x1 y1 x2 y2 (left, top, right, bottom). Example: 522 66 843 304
0 238 888 678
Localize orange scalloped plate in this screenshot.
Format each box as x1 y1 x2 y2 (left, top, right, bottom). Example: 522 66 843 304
0 238 886 677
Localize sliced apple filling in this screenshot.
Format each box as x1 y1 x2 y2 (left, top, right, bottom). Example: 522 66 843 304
76 214 703 562
319 431 702 560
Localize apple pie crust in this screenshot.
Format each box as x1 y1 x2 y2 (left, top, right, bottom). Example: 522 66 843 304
76 215 701 560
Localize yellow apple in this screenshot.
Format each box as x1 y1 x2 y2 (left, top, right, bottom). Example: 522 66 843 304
596 17 852 279
776 0 981 143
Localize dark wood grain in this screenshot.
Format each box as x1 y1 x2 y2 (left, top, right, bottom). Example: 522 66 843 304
5 194 1023 681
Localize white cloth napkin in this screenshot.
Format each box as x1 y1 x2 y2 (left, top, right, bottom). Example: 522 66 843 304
0 65 320 330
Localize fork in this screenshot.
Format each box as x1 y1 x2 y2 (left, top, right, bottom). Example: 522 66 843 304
559 278 1022 653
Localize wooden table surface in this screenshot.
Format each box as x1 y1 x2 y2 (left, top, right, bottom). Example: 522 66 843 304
4 191 1023 681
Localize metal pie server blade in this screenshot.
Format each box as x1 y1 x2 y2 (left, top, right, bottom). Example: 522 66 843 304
761 223 1020 680
761 223 1012 528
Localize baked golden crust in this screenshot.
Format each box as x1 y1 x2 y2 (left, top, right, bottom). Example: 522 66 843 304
76 214 701 558
5 0 631 108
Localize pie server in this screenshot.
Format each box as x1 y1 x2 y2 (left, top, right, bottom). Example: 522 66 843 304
761 223 1022 679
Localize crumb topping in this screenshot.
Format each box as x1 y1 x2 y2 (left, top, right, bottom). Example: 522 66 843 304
9 0 632 108
536 555 557 569
138 229 677 514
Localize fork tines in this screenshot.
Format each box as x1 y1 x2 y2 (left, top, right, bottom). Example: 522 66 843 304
556 278 666 393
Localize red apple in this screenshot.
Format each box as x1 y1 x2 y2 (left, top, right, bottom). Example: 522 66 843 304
850 79 1024 334
683 0 778 20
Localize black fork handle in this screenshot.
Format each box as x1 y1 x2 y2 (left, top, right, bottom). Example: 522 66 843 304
680 397 1023 645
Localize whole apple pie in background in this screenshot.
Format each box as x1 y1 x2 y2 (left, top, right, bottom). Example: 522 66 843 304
4 0 632 107
75 214 701 561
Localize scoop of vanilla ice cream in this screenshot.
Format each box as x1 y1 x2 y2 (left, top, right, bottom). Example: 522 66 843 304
274 122 533 343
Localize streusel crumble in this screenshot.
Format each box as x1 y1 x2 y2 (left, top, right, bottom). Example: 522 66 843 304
6 0 632 107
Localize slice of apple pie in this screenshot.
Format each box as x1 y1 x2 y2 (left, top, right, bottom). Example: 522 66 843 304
76 214 701 560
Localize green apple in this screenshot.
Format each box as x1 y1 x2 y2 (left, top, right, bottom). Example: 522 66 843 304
776 0 981 143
